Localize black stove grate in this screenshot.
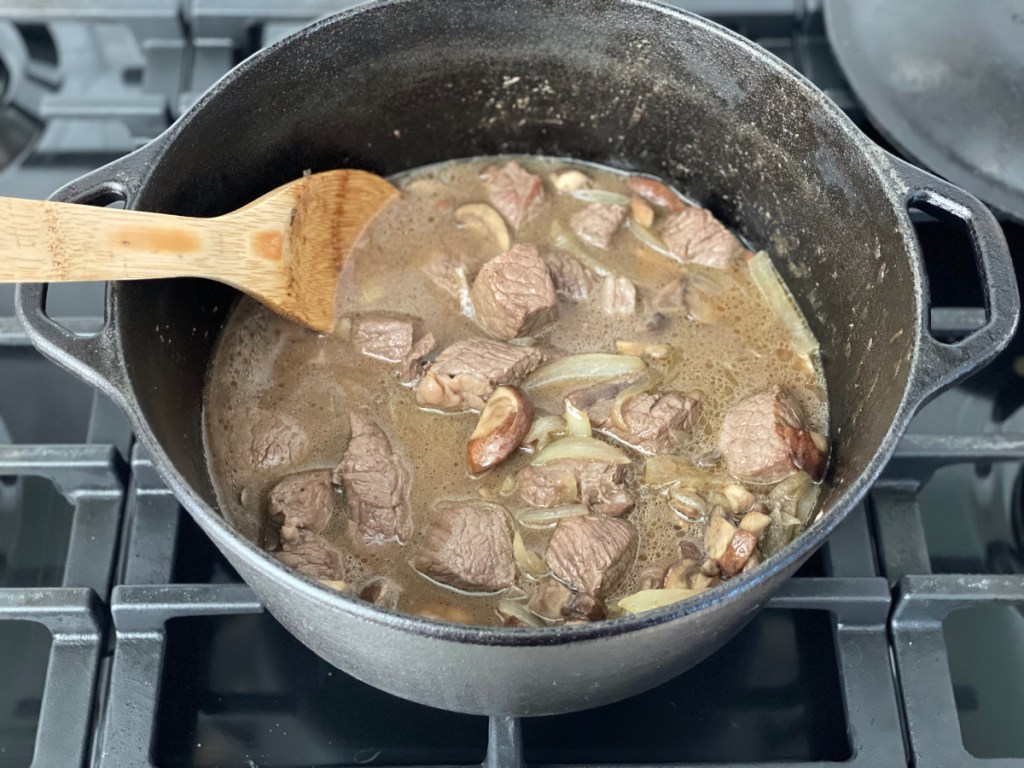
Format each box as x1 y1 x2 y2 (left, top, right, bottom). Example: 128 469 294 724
1 1 1023 766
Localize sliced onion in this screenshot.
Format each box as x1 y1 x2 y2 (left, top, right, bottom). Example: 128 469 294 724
626 217 672 256
453 265 475 319
616 588 701 615
513 531 549 578
550 221 612 275
564 400 592 438
516 504 590 527
610 377 653 432
748 251 819 357
522 414 566 450
524 353 646 392
531 436 631 466
497 599 545 627
571 188 630 206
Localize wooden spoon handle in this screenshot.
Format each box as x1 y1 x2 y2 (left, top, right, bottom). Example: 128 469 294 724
0 196 245 283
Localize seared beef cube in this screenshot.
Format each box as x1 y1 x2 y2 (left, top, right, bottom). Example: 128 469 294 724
351 313 421 363
718 386 827 483
516 462 579 508
275 530 342 581
334 413 413 545
597 274 636 315
400 332 436 384
250 413 308 470
570 203 626 249
568 378 702 454
412 502 516 592
470 245 557 339
545 515 637 597
268 470 336 544
415 338 543 411
517 458 634 517
359 576 402 609
575 460 635 517
612 391 703 454
543 249 599 302
661 206 745 269
482 160 545 228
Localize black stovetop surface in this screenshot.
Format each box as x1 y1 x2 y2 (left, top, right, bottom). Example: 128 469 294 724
1 3 1022 767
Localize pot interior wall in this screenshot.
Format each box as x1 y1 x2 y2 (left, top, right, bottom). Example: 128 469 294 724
123 0 916 518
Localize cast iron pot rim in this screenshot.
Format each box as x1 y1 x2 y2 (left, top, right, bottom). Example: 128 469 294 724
106 0 930 646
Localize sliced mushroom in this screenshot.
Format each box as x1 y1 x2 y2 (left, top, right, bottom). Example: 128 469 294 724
722 483 755 514
704 508 737 561
739 507 772 539
630 196 655 227
614 340 672 360
550 168 593 193
663 558 700 589
626 176 686 212
719 529 758 577
455 203 511 250
467 386 534 473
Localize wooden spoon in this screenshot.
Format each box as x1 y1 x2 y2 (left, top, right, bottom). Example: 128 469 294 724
0 170 398 333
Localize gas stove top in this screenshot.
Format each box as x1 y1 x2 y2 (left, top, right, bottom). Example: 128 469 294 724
1 3 1023 767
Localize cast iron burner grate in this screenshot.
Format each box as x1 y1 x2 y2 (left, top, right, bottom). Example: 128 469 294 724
1 1 1023 767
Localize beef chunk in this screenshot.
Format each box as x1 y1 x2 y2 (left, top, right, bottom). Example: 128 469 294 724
517 458 634 517
415 338 543 411
250 413 308 470
269 470 336 544
482 160 545 228
351 313 421 363
597 274 636 315
400 332 436 384
611 391 702 454
470 245 557 339
570 203 626 249
334 413 414 545
568 379 702 454
661 207 745 269
718 386 827 483
563 592 607 621
545 515 637 597
412 502 516 592
543 249 599 302
274 530 342 581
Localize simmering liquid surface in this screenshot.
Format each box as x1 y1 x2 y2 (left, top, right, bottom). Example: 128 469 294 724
203 156 829 626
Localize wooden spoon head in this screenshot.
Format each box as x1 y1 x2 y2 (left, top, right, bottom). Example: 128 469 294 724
240 169 398 333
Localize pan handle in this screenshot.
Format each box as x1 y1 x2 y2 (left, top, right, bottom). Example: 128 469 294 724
14 142 162 408
889 155 1020 407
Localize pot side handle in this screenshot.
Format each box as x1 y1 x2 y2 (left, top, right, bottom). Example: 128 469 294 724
890 155 1020 408
14 143 160 408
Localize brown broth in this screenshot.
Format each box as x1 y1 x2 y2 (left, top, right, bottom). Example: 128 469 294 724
203 155 829 626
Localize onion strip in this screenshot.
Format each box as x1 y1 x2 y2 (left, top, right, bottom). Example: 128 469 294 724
521 415 566 450
531 436 631 466
497 599 545 627
626 218 673 256
616 588 701 615
610 378 653 432
524 353 646 392
512 531 548 578
748 251 819 357
563 400 592 438
515 504 590 527
571 188 630 206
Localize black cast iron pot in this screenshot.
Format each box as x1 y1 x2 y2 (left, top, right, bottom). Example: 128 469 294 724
16 0 1019 716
